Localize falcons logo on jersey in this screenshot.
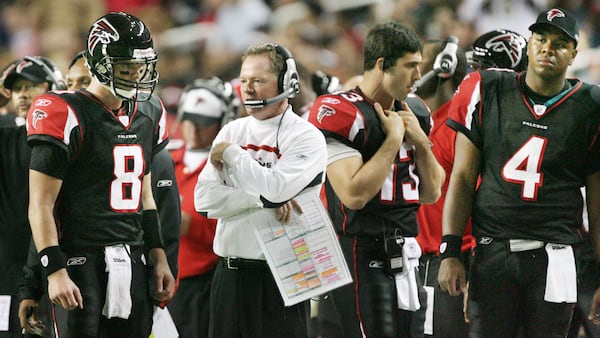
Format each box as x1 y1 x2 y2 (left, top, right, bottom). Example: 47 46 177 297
87 18 120 53
485 32 526 69
316 105 336 124
546 9 565 21
31 109 47 129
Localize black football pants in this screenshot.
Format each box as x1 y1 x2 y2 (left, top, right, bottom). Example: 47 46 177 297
469 240 574 338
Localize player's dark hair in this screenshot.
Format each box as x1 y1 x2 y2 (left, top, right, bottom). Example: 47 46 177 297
363 21 422 72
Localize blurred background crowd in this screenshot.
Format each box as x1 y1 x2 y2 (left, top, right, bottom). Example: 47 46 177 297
1 0 600 124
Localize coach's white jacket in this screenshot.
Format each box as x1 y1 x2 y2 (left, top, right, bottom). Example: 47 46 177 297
194 107 327 260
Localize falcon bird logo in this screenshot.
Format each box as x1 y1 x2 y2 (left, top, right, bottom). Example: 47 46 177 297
485 32 527 69
31 109 47 129
87 18 120 53
316 105 335 124
546 9 565 21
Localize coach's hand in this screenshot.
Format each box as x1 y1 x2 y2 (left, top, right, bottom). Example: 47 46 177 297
210 142 232 170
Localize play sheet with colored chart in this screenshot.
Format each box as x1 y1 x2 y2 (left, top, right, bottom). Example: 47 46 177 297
254 189 352 306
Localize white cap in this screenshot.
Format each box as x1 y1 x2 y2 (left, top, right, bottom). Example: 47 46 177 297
179 88 226 126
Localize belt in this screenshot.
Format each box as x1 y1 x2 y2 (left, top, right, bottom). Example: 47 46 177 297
221 257 267 270
508 239 545 252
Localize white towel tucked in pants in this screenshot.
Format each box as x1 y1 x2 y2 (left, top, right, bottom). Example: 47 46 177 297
395 237 422 311
102 244 133 319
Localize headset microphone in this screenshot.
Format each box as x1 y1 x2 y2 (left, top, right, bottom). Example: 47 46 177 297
244 43 300 109
412 36 459 91
243 86 296 109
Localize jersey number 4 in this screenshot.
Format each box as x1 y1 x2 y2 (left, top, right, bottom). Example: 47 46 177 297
501 136 547 201
111 145 144 211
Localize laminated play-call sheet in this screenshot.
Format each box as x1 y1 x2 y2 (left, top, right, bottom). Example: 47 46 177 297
253 189 352 306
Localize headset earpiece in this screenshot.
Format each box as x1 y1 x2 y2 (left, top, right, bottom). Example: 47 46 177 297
243 44 300 109
273 44 299 98
23 56 67 91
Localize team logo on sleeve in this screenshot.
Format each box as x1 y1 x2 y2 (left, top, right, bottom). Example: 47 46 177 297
546 9 565 21
31 109 47 129
316 105 335 124
87 18 120 53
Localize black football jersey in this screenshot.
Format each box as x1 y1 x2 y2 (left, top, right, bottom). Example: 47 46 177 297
308 89 431 238
447 70 600 243
26 90 168 248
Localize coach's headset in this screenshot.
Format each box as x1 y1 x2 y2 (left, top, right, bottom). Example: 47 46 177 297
244 44 300 109
177 77 240 128
23 56 67 91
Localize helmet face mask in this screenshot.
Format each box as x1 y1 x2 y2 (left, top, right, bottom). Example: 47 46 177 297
86 12 159 101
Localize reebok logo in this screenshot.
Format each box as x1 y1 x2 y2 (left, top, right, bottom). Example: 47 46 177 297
478 237 493 245
67 257 86 266
156 179 172 187
368 260 384 269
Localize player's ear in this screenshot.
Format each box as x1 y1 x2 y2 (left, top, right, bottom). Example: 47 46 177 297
569 49 578 64
377 57 386 72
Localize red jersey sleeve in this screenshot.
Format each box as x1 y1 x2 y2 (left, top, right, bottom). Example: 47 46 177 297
26 94 79 148
156 97 169 149
447 71 482 130
307 93 364 143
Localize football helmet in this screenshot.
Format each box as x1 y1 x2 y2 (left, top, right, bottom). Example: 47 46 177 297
467 29 528 71
85 12 158 101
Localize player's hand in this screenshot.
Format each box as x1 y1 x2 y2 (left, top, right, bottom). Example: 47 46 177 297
47 268 83 310
150 249 175 305
276 199 303 224
0 63 15 107
210 142 232 170
397 104 429 149
588 286 600 324
374 102 405 143
19 299 45 335
438 257 467 296
463 281 470 323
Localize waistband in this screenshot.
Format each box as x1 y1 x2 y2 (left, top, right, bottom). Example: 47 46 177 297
61 244 143 256
477 237 545 252
220 257 268 270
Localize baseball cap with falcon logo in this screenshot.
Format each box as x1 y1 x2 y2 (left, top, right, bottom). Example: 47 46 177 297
529 8 579 46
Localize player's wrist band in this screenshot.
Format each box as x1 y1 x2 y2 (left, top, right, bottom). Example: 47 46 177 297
142 209 164 251
439 235 462 260
39 245 67 276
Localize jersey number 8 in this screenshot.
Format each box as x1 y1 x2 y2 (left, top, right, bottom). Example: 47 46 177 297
111 145 144 211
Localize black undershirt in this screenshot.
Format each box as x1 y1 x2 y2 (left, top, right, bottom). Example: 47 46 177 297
521 75 571 105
